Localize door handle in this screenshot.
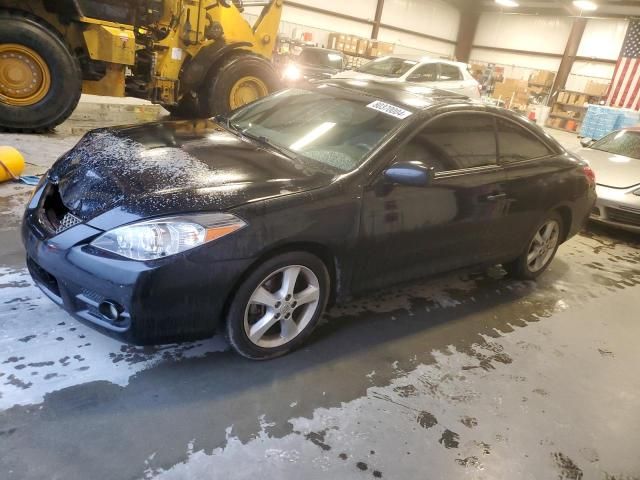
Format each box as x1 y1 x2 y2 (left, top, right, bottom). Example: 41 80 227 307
485 193 507 201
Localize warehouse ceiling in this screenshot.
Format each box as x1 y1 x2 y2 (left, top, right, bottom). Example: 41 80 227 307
450 0 640 18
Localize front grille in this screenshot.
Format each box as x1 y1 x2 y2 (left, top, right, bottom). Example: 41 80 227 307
591 206 601 217
606 207 640 227
56 212 82 234
27 257 60 298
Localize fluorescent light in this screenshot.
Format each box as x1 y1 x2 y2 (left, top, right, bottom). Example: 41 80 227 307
573 0 598 11
495 0 519 7
290 122 336 151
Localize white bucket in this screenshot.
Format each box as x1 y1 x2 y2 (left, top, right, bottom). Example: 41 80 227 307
536 105 551 127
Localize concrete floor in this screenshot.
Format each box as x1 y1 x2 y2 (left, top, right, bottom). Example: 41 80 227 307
1 125 639 480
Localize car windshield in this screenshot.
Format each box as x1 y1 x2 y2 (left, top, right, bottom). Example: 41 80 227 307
356 57 418 78
227 87 405 172
298 49 343 69
592 130 640 160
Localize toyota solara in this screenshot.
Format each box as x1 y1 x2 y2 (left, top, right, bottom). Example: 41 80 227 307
23 80 596 359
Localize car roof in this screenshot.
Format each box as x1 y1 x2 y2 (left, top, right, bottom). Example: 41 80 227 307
301 46 343 55
314 78 473 112
378 56 468 69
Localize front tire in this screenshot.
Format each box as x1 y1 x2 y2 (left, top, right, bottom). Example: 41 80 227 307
505 212 563 280
226 252 330 360
0 10 82 132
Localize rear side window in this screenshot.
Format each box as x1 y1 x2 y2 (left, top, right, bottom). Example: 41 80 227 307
414 113 497 170
439 64 463 81
496 118 554 163
407 64 438 82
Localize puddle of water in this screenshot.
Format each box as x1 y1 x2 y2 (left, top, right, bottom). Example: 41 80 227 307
0 267 228 410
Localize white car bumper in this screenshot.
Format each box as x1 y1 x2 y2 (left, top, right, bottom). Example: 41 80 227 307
590 184 640 233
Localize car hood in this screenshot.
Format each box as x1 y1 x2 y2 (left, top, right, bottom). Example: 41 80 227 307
576 147 640 189
298 64 341 80
49 120 337 225
332 70 399 82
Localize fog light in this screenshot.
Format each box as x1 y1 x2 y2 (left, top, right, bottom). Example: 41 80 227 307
99 301 123 322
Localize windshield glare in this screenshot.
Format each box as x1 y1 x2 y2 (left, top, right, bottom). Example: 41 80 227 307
592 130 640 160
227 88 403 172
356 57 418 78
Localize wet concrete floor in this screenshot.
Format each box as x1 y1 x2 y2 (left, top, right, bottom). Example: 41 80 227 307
0 131 639 479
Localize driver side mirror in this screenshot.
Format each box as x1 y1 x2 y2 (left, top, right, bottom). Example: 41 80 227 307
384 161 435 187
580 137 594 148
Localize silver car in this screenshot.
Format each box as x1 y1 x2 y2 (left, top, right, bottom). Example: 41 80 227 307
577 128 640 233
333 57 481 100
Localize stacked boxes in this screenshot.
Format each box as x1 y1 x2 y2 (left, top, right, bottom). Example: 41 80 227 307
492 79 529 109
580 105 640 139
357 39 369 56
584 81 609 97
327 33 346 51
557 91 588 106
529 70 555 86
327 33 393 57
369 41 394 57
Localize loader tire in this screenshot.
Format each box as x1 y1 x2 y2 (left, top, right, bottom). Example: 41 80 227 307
0 10 82 133
201 53 280 116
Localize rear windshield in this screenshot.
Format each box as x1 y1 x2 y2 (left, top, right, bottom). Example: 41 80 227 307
592 130 640 160
357 57 418 78
298 49 344 69
228 87 406 172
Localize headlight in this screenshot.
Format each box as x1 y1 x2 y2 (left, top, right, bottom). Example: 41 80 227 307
283 64 301 81
90 213 246 261
28 173 48 205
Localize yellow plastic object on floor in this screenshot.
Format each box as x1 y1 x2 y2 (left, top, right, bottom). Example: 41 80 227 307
0 146 25 183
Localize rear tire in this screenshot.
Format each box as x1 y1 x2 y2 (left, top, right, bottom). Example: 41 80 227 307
504 212 564 280
0 10 82 132
201 53 280 116
225 251 330 360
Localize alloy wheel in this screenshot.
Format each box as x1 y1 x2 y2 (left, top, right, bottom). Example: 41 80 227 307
243 265 321 349
527 220 560 273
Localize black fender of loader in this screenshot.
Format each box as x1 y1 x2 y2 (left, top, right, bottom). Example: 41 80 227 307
180 41 253 92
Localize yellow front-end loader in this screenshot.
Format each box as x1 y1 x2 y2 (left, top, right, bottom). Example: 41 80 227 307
0 0 283 132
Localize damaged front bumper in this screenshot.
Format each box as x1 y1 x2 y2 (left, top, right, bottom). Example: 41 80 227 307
21 180 252 344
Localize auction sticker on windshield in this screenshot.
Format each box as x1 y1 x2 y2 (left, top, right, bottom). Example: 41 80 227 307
366 100 413 119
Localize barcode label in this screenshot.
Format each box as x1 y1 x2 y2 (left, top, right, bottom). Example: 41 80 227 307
366 100 413 119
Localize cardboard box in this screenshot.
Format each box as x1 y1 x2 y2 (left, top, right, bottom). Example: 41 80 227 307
357 39 369 56
368 40 394 57
343 38 357 54
530 70 555 86
584 80 609 97
328 33 348 50
492 78 529 107
378 42 394 55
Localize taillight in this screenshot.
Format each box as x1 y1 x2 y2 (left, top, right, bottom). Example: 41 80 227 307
583 166 596 186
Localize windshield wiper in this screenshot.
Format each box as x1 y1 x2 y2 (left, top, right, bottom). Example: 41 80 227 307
218 117 299 160
241 130 300 160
